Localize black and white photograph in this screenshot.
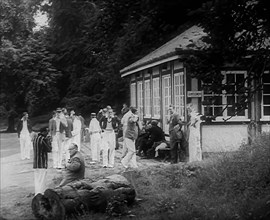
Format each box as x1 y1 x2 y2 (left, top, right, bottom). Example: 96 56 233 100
0 0 270 219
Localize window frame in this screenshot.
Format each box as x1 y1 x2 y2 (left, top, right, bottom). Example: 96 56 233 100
153 77 161 119
261 70 270 120
162 74 171 132
174 72 185 117
130 83 136 107
202 70 249 121
144 79 151 118
137 81 144 120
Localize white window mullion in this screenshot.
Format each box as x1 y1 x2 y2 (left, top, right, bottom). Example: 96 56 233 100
130 83 136 107
153 77 160 118
162 75 171 133
137 81 144 120
144 79 151 117
174 72 185 117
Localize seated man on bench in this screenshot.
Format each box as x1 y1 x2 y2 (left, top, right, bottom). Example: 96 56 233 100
142 120 166 158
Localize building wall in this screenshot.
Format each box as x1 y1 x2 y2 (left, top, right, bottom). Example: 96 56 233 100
127 60 269 153
201 124 249 152
261 123 270 133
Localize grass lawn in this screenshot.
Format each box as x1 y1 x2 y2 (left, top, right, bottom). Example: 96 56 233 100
78 133 270 220
1 114 269 220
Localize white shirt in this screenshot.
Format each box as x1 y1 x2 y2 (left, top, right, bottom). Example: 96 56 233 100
21 120 29 134
89 118 101 133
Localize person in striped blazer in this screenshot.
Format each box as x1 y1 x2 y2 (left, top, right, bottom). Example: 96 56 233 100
33 127 52 195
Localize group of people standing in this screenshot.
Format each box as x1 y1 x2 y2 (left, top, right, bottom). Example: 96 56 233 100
88 106 120 168
48 107 84 169
16 107 86 195
88 105 140 170
16 102 202 195
168 103 202 163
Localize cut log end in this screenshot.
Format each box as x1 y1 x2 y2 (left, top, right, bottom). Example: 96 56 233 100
32 174 136 219
32 190 65 220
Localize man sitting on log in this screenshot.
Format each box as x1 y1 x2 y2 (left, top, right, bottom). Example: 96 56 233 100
58 143 85 187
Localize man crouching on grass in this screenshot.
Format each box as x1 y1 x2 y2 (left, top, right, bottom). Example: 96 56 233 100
57 143 85 187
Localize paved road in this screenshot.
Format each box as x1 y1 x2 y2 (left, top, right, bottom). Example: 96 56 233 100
0 133 20 158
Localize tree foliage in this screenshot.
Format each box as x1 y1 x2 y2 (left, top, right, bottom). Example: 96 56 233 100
184 0 270 120
3 0 269 125
0 0 62 124
45 0 206 114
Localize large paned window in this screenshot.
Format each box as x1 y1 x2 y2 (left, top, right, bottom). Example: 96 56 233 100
153 77 160 118
202 71 248 120
144 79 151 117
137 81 144 120
225 71 247 117
202 80 223 117
262 71 270 118
130 83 136 107
174 72 185 117
162 75 171 132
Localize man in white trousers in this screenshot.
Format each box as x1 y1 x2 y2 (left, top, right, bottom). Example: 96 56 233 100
62 108 73 166
49 111 58 168
17 112 32 160
99 108 120 168
121 107 139 169
50 108 67 169
121 107 137 166
100 133 109 167
70 109 82 151
88 113 101 164
33 127 52 195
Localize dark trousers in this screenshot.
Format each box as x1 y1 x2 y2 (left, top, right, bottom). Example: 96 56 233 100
170 135 186 163
136 133 149 154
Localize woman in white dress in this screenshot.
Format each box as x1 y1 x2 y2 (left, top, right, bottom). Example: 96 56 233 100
187 103 202 162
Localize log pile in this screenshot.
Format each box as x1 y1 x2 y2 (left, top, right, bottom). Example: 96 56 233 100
32 174 136 220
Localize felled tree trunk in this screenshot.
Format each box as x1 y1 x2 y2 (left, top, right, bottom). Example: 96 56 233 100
32 174 136 220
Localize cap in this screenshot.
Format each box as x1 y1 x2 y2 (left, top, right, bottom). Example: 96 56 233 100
151 120 158 126
39 127 48 133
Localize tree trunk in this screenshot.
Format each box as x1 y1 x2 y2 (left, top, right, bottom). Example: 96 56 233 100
6 115 16 133
32 174 136 220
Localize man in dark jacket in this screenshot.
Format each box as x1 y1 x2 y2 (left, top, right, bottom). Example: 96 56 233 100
58 143 85 187
167 105 186 164
99 109 120 168
33 127 52 195
141 120 165 157
50 108 69 169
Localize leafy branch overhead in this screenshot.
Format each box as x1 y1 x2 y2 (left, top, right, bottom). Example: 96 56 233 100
184 0 270 119
1 0 269 123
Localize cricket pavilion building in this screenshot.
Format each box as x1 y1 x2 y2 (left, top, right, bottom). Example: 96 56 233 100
120 25 270 153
